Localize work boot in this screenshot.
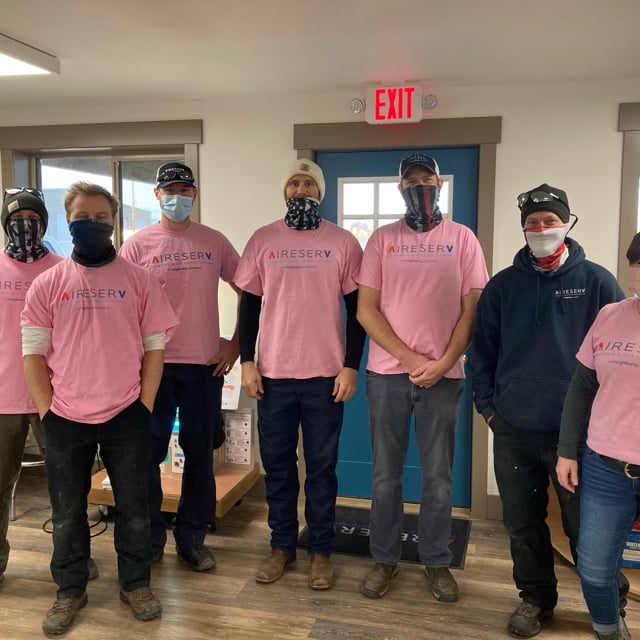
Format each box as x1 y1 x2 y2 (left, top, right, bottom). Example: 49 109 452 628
41 593 88 636
255 549 296 584
175 545 216 571
360 562 399 598
508 602 554 637
424 566 459 602
120 586 162 621
308 554 333 590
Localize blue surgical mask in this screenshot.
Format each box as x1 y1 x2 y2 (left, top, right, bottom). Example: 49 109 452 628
160 195 193 222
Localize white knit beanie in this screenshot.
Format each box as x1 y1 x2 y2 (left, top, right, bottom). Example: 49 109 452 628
281 159 325 202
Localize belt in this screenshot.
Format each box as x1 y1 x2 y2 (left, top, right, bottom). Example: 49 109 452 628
599 454 640 479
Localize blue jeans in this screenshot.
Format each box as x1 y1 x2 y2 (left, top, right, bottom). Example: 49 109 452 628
258 377 343 555
149 363 224 553
492 416 580 609
44 400 152 597
577 448 640 636
366 372 462 566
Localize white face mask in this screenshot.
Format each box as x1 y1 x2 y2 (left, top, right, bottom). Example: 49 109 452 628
524 223 571 258
628 264 640 296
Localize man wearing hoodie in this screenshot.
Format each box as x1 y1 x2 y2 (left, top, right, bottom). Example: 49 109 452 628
471 184 626 638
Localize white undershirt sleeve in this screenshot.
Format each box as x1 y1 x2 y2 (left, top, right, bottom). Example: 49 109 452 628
22 326 53 356
143 331 166 352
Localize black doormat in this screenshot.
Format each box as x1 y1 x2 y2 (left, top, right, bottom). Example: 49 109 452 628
297 505 471 569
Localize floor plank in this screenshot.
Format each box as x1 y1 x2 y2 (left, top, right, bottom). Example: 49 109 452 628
2 473 638 639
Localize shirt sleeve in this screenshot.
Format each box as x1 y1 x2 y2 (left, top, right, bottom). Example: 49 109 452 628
557 361 599 459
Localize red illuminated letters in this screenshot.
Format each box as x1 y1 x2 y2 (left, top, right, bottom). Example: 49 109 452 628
366 86 422 125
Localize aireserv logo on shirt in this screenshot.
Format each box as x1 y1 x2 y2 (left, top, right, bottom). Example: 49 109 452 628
595 339 640 356
60 288 127 301
267 248 332 261
554 287 587 299
0 279 32 291
150 251 213 265
386 243 455 256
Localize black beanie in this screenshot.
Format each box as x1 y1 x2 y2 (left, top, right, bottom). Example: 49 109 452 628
519 183 570 227
1 192 49 233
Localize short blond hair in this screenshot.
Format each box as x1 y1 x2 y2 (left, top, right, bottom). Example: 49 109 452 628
64 182 119 218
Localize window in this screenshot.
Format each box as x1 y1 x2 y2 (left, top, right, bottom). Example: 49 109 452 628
37 155 183 254
0 119 202 252
338 175 453 247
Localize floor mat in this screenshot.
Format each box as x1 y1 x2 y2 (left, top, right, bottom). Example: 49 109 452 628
297 505 471 569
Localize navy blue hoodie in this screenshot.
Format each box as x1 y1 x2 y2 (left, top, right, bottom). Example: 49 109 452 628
471 238 624 432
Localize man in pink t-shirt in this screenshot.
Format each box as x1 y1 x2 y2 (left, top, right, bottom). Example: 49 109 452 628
234 159 365 590
357 154 488 603
119 162 240 573
0 189 62 585
22 183 178 636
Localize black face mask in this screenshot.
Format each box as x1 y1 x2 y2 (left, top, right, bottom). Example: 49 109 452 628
4 217 48 263
69 219 116 267
284 197 320 230
402 185 443 232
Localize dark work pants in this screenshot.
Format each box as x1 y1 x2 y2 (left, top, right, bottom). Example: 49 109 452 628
492 416 628 611
44 400 152 597
258 377 343 555
148 363 224 553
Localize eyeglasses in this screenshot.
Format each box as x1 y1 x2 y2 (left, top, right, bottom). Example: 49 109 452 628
4 187 44 201
517 190 562 210
156 169 194 183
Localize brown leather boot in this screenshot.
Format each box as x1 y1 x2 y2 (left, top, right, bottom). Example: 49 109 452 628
360 562 399 598
255 549 296 584
309 554 333 590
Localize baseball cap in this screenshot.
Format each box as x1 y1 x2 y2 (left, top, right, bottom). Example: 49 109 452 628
155 162 196 188
399 153 440 179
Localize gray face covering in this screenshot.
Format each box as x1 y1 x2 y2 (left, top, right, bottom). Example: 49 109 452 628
4 217 48 262
402 185 442 232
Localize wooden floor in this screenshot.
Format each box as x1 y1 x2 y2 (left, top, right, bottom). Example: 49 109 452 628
3 474 638 640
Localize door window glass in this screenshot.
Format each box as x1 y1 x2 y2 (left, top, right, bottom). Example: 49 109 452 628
338 175 453 248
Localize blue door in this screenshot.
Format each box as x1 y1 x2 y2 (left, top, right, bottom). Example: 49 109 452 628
316 147 479 507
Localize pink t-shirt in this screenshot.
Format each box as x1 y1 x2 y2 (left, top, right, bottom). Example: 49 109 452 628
119 221 240 364
21 257 178 424
234 219 363 379
358 219 488 377
577 297 640 463
0 251 63 413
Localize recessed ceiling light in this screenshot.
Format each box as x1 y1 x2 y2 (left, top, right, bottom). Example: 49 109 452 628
0 33 59 76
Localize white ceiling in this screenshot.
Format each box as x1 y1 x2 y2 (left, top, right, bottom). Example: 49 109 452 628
1 0 639 109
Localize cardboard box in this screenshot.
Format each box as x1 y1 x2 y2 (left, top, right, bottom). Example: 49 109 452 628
169 431 184 473
223 409 254 466
621 530 640 568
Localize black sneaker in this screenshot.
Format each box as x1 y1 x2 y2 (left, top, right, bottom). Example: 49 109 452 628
175 545 216 571
508 602 553 637
42 593 88 636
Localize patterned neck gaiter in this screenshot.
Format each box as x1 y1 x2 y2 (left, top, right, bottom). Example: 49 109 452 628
402 185 442 232
284 197 321 230
4 217 48 263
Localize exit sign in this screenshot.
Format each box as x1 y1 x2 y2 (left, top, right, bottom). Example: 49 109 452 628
365 85 422 125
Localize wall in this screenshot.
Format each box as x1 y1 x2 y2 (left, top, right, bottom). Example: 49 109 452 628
2 76 640 496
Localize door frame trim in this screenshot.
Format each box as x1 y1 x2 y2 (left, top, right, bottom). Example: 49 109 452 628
292 116 501 519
